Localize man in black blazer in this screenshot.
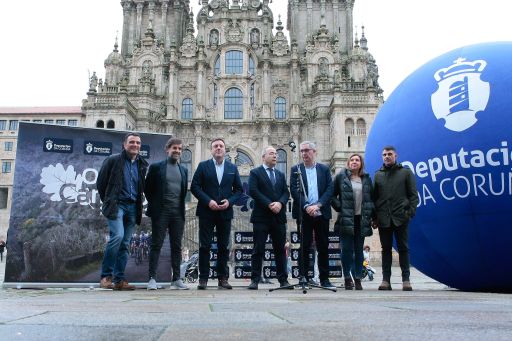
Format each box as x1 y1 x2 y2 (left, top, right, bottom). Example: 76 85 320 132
290 141 335 288
144 137 189 290
191 138 243 289
247 146 291 290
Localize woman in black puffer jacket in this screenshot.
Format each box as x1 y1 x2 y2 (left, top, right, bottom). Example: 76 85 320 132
331 154 374 290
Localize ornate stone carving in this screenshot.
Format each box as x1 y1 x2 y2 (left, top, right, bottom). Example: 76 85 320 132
271 16 289 57
148 110 165 123
250 0 261 8
179 81 196 96
180 11 198 58
271 79 289 96
225 19 244 43
303 109 318 122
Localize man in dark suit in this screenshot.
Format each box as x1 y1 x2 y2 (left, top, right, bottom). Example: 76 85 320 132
290 141 335 289
247 146 291 290
145 137 189 290
191 138 243 289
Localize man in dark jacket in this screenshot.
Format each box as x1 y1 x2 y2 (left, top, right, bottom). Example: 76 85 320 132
97 132 148 290
290 141 335 289
191 138 243 289
247 146 291 290
372 146 419 291
144 137 189 290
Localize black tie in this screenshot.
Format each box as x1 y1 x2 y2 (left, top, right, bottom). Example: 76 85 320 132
268 168 276 187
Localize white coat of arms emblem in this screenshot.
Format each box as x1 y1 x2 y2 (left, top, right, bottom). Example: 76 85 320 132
45 140 54 151
85 143 93 154
431 58 490 132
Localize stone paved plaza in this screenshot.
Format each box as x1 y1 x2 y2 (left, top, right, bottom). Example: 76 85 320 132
1 256 511 341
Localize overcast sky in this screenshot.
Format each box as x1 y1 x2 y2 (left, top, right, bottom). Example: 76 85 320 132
0 0 510 107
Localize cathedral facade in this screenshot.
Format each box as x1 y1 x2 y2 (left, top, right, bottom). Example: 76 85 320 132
82 0 383 178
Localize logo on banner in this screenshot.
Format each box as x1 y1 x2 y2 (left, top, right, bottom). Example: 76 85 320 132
43 138 73 153
40 163 100 206
139 145 151 159
85 143 93 154
84 141 112 156
431 58 489 132
264 267 271 278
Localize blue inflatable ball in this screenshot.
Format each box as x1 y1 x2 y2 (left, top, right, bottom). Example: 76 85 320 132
365 42 512 292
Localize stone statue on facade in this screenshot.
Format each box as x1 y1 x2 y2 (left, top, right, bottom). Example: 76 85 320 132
89 72 98 92
250 29 260 45
334 70 341 85
319 58 329 77
210 30 219 45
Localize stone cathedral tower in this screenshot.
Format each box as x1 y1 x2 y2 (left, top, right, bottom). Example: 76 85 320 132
82 0 383 178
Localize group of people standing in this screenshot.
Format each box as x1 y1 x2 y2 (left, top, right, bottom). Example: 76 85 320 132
97 133 418 292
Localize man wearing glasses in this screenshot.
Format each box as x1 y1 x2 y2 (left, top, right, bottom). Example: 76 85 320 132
290 141 335 289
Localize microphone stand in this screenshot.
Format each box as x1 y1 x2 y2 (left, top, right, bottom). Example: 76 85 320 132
270 141 336 294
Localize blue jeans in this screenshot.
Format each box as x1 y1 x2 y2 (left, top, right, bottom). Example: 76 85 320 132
341 215 365 280
100 202 136 283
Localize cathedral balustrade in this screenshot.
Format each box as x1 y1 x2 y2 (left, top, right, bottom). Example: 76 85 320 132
94 96 120 107
340 81 366 91
126 85 139 93
102 86 119 94
340 94 371 104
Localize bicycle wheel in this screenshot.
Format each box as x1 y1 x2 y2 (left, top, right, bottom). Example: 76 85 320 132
361 267 368 280
135 248 142 265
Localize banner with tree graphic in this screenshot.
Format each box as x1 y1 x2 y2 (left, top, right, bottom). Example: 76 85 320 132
4 123 171 285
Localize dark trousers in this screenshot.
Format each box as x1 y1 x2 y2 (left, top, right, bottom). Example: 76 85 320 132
379 223 410 282
148 209 185 281
299 215 330 282
341 215 365 279
199 216 231 280
251 222 288 283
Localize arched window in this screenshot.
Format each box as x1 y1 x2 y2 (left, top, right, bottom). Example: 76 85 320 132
345 118 355 135
224 88 243 119
96 120 104 128
249 55 255 76
225 50 243 74
276 149 287 179
214 55 221 76
235 150 254 167
182 98 193 120
181 149 192 178
107 120 115 129
356 118 367 135
274 97 287 119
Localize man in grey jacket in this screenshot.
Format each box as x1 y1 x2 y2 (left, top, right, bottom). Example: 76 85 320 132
372 146 418 291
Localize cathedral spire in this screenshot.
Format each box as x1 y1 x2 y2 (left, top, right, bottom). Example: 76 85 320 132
113 33 119 53
354 26 359 48
187 9 195 34
360 25 368 50
276 14 284 32
144 20 155 39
